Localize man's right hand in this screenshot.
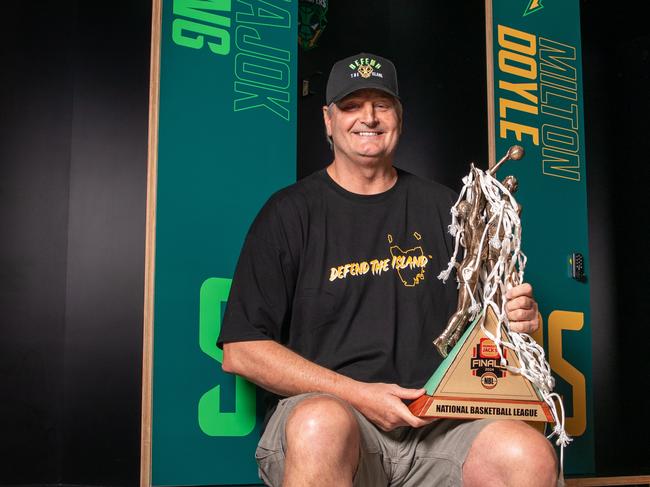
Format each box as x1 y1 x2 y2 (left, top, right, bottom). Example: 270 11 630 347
349 382 434 431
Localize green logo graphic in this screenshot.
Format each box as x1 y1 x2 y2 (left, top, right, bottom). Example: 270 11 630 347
524 0 544 16
298 0 328 50
198 277 256 436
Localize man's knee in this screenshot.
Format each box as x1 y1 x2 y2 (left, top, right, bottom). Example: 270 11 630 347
464 420 558 486
284 394 360 456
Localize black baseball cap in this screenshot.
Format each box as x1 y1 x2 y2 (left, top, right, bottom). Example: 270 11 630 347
325 52 399 105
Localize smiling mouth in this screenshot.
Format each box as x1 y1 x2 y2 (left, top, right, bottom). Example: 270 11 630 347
353 131 384 137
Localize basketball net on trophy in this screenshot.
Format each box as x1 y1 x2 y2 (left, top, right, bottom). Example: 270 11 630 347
408 145 571 463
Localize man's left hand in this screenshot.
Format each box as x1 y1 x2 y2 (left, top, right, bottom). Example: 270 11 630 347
505 283 539 334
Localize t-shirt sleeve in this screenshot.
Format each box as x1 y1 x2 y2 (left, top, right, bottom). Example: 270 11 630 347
217 196 298 348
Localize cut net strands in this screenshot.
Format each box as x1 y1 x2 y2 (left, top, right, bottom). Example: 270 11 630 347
437 164 571 468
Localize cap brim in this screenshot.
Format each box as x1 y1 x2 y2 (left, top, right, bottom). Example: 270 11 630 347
329 83 399 105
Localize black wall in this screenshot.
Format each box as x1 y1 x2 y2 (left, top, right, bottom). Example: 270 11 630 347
0 1 648 486
1 1 151 485
581 4 650 475
1 2 73 481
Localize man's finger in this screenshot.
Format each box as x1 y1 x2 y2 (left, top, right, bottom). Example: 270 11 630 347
509 320 538 334
400 407 435 428
391 386 426 400
507 307 535 322
506 282 533 299
506 296 534 311
390 393 435 429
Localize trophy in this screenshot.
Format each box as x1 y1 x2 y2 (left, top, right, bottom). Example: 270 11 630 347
434 145 524 358
408 146 570 450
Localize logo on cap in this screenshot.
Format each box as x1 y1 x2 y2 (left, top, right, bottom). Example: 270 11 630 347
348 57 384 79
358 65 373 78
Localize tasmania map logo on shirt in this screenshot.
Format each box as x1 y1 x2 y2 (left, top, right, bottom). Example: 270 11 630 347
328 232 432 287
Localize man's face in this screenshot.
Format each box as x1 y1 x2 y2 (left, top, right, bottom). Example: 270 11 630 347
323 89 401 166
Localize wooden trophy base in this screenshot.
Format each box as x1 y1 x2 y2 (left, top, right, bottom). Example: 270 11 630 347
409 306 552 423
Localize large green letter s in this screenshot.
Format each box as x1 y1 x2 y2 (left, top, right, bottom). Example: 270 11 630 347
198 277 256 436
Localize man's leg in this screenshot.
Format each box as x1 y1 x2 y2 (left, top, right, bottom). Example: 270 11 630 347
255 393 389 487
393 418 560 487
283 394 359 486
463 420 559 487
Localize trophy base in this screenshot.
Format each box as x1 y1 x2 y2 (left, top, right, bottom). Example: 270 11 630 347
411 306 553 423
408 393 552 422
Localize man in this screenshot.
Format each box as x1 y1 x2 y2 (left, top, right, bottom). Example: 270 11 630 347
218 53 558 486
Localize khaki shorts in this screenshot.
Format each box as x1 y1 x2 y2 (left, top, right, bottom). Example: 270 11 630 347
255 393 495 487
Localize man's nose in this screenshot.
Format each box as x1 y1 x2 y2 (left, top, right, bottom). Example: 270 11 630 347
360 103 378 125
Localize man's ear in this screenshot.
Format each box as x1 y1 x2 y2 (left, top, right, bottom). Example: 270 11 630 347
322 105 332 136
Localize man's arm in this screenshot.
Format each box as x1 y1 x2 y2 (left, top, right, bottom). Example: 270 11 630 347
222 282 539 433
223 340 433 431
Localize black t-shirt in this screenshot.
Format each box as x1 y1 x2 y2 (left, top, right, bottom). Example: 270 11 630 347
218 167 459 417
